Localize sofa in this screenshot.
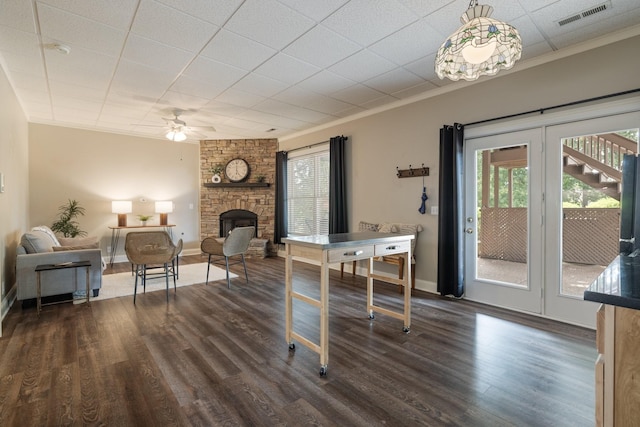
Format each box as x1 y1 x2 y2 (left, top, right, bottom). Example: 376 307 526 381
340 221 423 291
16 226 103 300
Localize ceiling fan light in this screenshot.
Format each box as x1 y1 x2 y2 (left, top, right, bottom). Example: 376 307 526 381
166 129 187 142
434 2 522 82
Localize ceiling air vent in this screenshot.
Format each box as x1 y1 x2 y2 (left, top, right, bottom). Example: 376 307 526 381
557 1 611 27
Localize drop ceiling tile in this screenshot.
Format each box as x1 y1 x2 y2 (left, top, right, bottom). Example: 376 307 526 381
224 0 315 50
329 49 397 81
253 99 332 124
10 71 48 92
38 0 138 29
283 25 361 68
369 18 445 65
0 27 42 56
322 0 419 46
276 0 349 21
200 29 276 71
0 2 35 32
272 85 351 115
0 50 45 77
158 90 210 110
200 100 247 117
44 46 116 87
296 70 355 95
548 10 640 49
392 80 439 99
519 40 554 60
122 35 195 77
131 0 218 53
509 14 546 47
254 53 320 85
397 0 456 18
232 73 288 98
111 59 175 99
330 83 387 106
154 0 244 26
404 53 438 80
169 75 225 99
53 106 100 122
183 56 246 88
49 80 107 102
52 96 103 112
38 4 127 56
238 109 310 129
364 67 426 95
360 94 400 110
214 87 265 108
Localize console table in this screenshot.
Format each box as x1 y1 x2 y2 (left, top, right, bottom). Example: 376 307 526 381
108 224 175 267
35 260 91 316
283 231 414 376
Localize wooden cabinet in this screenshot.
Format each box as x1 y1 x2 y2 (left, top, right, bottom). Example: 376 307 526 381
596 304 640 426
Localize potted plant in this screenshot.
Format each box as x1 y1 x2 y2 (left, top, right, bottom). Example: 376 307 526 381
137 214 153 226
209 164 224 184
51 199 87 238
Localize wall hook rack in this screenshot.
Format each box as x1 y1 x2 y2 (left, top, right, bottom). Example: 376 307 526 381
397 163 429 178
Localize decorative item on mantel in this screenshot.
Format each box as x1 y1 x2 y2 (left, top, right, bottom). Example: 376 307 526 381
209 164 224 184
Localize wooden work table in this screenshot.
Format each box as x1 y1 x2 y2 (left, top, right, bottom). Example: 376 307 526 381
283 231 414 377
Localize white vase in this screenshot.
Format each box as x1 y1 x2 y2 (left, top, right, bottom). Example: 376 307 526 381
211 174 221 183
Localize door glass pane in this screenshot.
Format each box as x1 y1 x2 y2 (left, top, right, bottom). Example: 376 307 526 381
476 144 529 288
560 128 639 297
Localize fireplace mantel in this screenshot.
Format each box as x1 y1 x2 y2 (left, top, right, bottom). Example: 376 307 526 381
203 182 270 188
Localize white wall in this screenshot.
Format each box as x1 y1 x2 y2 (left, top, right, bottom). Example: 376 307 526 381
0 65 29 333
28 125 201 262
279 35 640 293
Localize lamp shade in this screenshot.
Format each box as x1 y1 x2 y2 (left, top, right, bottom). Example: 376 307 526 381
112 200 132 214
434 2 522 82
155 201 173 214
166 129 187 142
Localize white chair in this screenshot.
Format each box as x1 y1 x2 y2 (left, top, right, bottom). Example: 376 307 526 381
201 226 255 288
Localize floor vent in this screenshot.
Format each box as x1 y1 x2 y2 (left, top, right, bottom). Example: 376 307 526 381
557 1 611 27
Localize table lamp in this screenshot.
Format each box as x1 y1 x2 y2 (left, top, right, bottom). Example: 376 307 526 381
155 201 173 226
112 200 132 227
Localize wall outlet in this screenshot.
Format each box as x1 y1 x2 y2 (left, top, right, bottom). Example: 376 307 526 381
430 206 438 215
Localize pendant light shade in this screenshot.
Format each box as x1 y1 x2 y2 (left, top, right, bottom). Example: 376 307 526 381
166 128 187 142
435 1 522 82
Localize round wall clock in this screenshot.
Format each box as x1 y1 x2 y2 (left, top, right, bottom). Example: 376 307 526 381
225 158 250 182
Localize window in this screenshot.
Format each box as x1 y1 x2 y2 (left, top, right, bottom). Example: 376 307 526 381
287 146 329 235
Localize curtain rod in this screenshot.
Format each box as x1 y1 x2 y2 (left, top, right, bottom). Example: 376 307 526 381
465 88 640 127
281 136 348 154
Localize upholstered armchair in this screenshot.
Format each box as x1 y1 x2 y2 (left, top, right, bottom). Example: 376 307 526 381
201 226 254 288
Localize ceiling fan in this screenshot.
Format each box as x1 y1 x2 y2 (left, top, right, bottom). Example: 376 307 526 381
137 109 216 141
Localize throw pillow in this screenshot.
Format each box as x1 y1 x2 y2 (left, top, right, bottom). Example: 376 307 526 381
53 243 99 251
358 221 380 232
378 223 398 233
59 236 97 247
21 230 56 253
31 225 61 246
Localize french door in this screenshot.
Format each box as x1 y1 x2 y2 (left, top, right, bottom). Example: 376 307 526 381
464 107 640 327
464 129 543 314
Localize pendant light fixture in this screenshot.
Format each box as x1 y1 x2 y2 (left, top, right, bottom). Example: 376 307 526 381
166 127 187 142
434 0 522 81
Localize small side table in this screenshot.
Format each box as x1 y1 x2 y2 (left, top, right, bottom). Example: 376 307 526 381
35 260 91 316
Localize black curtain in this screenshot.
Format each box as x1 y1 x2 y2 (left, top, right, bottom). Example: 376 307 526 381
329 135 349 234
274 151 288 244
437 124 464 297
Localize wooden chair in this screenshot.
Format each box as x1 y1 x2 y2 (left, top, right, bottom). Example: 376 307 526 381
124 231 182 304
201 226 255 288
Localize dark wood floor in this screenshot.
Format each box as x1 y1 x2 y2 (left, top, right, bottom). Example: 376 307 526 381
0 255 596 426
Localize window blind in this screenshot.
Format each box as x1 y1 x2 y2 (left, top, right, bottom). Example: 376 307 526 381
287 147 329 236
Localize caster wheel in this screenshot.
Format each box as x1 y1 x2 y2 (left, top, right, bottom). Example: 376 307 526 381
403 327 410 333
319 366 327 377
289 343 295 351
368 313 375 320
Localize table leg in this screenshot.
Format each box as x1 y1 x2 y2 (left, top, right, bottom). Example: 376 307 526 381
367 257 374 318
319 255 329 376
285 247 293 348
36 270 42 316
403 252 411 332
85 266 91 306
109 229 121 267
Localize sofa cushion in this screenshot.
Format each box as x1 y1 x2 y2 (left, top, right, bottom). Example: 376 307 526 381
20 230 57 253
59 236 97 247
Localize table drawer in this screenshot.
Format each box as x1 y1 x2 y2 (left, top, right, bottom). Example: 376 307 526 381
375 241 411 257
328 246 374 263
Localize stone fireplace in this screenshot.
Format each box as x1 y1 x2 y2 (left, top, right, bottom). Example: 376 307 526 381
200 138 277 257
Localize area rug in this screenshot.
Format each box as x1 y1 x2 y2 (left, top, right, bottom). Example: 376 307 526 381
75 263 237 303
